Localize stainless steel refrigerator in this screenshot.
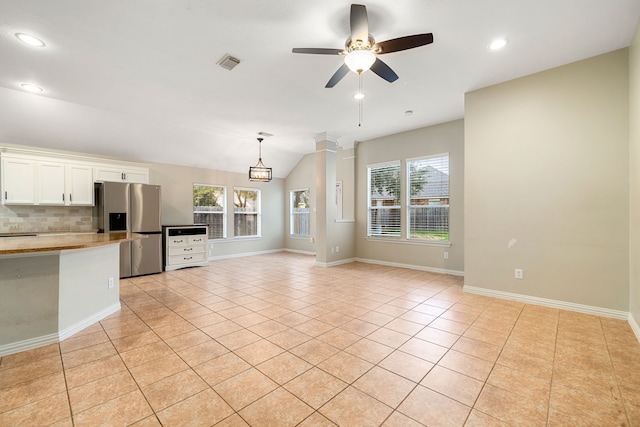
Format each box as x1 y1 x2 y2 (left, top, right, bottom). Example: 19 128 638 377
94 182 162 278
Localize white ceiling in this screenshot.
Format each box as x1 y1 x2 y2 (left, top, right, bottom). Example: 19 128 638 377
1 1 638 178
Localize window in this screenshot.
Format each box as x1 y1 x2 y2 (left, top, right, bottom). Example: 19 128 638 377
193 184 225 239
234 188 260 237
368 162 401 237
290 189 310 236
407 154 449 241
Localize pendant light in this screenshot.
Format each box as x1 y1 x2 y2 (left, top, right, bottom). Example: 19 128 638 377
248 138 272 182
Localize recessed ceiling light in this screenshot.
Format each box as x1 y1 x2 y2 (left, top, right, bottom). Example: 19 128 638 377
15 33 45 47
20 83 43 93
354 92 365 100
489 38 508 51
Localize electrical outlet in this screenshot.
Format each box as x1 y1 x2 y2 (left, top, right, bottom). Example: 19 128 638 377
444 252 449 259
515 269 523 279
335 246 340 253
108 277 114 289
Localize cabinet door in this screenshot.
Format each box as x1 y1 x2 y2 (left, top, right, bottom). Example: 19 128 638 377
123 169 148 184
94 167 125 182
1 157 36 204
67 164 94 205
38 162 66 205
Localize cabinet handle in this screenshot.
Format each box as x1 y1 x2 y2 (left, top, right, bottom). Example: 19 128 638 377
4 191 7 200
184 247 193 252
69 194 72 202
184 256 193 260
62 193 65 202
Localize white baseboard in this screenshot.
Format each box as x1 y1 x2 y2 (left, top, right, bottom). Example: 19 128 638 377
0 333 60 358
58 302 121 341
208 249 282 261
284 249 316 256
463 285 629 320
316 258 356 267
354 257 464 276
629 313 640 342
0 302 121 357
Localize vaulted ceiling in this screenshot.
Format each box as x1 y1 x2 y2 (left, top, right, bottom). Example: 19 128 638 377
1 1 639 177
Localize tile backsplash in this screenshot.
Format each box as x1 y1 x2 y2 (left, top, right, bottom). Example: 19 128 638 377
0 205 94 233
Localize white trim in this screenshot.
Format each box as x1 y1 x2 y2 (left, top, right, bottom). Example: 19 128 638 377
354 257 464 276
0 302 121 357
284 248 316 256
629 313 640 342
316 258 356 267
463 285 629 320
208 248 282 261
0 333 59 357
59 302 121 341
365 237 451 247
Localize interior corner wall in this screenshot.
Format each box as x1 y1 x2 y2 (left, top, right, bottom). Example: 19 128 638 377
148 162 285 257
464 49 630 311
354 119 464 273
284 152 316 253
629 21 640 332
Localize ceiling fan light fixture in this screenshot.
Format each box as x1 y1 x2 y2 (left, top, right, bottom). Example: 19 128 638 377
344 50 376 74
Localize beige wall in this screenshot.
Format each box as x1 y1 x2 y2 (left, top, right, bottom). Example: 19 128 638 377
148 162 285 258
354 119 465 273
630 22 640 329
465 49 629 311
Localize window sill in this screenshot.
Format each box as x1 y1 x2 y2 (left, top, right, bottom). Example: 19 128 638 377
335 219 355 223
365 237 451 247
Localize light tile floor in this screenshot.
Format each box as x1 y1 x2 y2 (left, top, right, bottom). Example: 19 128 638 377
1 252 640 426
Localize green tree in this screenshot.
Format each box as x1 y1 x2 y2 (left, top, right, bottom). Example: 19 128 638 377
370 164 428 204
194 185 223 207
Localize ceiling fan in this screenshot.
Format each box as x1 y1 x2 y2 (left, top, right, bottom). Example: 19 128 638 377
292 4 434 88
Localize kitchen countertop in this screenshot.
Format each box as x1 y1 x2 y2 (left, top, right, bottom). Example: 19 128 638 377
0 232 143 255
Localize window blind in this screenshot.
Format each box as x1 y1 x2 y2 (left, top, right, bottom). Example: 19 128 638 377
368 162 401 237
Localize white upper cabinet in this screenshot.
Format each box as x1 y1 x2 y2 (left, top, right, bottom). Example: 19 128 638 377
38 161 94 206
1 156 36 204
67 164 94 205
1 149 148 205
93 165 148 184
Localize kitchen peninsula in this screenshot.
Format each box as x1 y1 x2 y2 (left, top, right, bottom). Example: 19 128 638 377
0 232 140 356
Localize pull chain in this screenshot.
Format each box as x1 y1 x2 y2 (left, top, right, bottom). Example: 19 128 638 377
358 72 363 127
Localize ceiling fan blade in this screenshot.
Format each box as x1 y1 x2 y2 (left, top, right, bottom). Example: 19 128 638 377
325 63 350 88
375 33 434 54
292 48 344 55
350 4 369 44
370 58 399 83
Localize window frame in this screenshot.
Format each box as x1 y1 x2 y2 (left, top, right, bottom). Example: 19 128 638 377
290 188 310 237
233 187 261 238
367 161 402 238
193 183 226 240
406 153 450 242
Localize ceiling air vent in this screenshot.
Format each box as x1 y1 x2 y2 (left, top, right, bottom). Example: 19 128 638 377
217 54 241 71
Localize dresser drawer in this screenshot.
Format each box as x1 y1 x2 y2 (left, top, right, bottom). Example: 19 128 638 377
189 236 206 245
167 236 188 246
169 252 207 265
168 245 204 256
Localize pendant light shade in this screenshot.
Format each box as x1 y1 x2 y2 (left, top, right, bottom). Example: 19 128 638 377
249 137 272 182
